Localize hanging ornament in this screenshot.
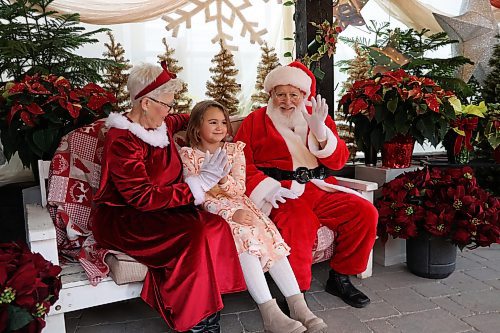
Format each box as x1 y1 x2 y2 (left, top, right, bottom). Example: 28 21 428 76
333 0 369 30
491 0 500 9
370 46 410 66
433 0 499 84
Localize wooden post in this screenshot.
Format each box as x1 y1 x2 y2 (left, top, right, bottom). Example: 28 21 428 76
294 0 335 111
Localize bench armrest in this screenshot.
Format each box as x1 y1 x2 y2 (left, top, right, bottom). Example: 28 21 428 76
335 177 378 203
25 203 59 266
335 177 378 191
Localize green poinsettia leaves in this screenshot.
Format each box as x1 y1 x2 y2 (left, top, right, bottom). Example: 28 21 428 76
8 304 33 331
387 97 398 113
352 114 385 152
31 127 61 155
415 116 435 146
394 110 410 135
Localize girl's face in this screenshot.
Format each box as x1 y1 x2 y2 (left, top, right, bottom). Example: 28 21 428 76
198 107 228 146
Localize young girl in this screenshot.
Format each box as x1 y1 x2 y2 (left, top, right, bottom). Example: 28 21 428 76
179 100 327 333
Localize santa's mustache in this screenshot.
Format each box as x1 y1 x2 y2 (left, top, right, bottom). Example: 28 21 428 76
267 97 308 129
268 97 307 117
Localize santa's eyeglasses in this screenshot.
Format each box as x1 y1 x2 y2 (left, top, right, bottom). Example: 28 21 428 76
273 92 301 102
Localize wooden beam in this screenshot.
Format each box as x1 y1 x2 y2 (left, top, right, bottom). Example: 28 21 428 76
294 0 335 112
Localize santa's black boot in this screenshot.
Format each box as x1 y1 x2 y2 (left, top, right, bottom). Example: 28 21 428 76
325 269 370 308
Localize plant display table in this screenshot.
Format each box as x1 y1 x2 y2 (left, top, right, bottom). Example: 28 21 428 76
355 164 421 266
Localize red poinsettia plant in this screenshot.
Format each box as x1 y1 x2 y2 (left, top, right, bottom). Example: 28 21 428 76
376 166 500 250
0 242 62 333
0 73 116 169
338 69 456 152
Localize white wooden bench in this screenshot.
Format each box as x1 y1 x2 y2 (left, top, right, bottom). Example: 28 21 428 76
24 160 144 333
23 120 378 332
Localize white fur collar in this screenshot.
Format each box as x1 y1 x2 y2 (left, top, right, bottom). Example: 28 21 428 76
105 112 169 148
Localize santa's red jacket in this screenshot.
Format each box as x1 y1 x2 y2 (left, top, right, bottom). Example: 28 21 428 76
234 106 351 205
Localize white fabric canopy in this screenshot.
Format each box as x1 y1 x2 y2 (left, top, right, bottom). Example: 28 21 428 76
48 0 188 24
373 0 499 34
372 0 446 34
47 0 500 29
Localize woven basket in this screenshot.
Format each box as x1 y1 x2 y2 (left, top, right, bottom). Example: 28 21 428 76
105 253 147 285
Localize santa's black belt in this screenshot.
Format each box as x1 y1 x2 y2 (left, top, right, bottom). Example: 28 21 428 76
258 166 331 184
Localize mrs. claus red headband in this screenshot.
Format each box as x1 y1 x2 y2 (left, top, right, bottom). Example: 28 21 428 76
134 61 177 100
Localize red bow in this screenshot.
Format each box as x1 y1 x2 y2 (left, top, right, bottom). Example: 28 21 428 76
452 117 478 155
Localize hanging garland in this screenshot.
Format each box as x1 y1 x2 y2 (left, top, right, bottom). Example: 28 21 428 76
301 20 343 80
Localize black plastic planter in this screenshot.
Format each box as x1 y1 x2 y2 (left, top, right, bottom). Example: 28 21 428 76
406 233 457 279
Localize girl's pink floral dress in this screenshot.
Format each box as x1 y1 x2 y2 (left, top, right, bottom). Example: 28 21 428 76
180 141 290 271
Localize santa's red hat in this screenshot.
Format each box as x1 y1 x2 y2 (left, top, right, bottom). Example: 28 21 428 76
263 61 316 100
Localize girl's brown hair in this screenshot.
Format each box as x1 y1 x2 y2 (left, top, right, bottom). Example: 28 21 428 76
186 100 232 147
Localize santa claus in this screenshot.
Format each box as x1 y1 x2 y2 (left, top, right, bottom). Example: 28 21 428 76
234 61 378 308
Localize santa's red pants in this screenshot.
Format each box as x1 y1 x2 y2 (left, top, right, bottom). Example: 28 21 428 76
270 183 378 291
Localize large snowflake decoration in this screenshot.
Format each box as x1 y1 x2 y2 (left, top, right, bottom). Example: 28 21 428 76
162 0 282 51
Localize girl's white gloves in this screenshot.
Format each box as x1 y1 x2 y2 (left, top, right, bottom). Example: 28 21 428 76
185 148 231 205
198 148 231 191
302 94 329 142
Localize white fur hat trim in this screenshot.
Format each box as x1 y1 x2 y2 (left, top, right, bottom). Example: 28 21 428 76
263 66 312 96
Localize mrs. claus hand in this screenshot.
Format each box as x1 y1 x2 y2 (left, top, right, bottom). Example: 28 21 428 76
302 94 328 142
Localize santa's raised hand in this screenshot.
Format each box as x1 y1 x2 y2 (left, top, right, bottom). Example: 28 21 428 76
301 94 328 142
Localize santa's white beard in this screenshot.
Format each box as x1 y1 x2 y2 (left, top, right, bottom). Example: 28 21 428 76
267 98 307 131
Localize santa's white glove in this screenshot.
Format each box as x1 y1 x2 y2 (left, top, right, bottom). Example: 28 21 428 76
198 148 230 191
265 187 298 209
302 94 329 142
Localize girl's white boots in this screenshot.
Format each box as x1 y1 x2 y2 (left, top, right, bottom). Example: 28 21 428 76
258 299 307 333
286 294 328 333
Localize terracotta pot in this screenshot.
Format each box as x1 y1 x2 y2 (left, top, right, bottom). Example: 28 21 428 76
381 135 415 168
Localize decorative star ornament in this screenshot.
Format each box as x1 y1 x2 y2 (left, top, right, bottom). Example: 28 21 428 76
333 0 369 30
433 0 499 84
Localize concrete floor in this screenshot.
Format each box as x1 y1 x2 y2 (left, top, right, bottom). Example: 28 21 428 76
64 244 500 333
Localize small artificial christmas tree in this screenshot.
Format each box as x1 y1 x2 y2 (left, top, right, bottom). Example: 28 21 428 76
158 38 193 114
342 43 372 92
102 31 132 111
483 36 500 104
335 121 358 161
335 44 371 157
251 42 280 110
206 40 241 115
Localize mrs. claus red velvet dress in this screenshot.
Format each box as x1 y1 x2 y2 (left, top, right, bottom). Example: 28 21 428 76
92 112 245 332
